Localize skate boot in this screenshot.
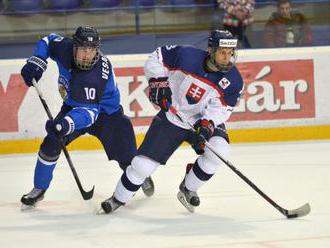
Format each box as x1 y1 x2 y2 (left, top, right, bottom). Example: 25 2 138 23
21 188 46 209
141 176 154 197
177 181 200 213
99 196 124 214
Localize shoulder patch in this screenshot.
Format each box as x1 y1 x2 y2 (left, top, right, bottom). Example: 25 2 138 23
218 77 231 89
53 36 64 42
165 45 177 50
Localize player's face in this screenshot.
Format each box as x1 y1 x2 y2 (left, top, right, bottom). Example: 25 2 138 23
278 3 291 18
75 46 97 65
214 48 233 67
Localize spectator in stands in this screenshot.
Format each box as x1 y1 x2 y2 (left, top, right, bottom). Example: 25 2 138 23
264 0 312 47
219 0 255 48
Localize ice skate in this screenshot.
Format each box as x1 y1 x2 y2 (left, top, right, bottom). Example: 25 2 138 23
21 188 46 210
177 181 200 213
141 176 154 197
98 196 124 214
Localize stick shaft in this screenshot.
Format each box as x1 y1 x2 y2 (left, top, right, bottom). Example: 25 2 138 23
168 105 289 217
32 80 94 200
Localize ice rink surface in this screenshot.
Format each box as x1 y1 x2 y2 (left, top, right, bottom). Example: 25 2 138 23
0 140 329 248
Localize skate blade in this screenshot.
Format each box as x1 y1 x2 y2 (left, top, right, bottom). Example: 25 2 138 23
21 204 36 211
177 191 195 213
142 187 154 197
96 207 108 215
141 178 155 197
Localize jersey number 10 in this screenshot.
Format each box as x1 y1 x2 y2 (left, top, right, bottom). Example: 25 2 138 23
84 87 96 100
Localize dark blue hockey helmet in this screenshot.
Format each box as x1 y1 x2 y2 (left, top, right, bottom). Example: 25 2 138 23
207 30 238 73
73 26 101 70
73 26 100 48
208 30 237 48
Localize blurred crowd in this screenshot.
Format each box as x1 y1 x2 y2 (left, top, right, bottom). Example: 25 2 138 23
217 0 312 48
0 0 327 49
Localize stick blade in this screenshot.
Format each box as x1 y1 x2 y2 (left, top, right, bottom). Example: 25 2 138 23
286 203 311 219
82 185 95 200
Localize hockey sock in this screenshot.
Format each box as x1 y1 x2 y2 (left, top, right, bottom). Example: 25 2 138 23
185 161 214 192
34 157 56 189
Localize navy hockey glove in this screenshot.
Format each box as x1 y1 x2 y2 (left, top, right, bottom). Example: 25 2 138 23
21 56 47 87
45 118 71 140
191 119 215 155
148 77 172 111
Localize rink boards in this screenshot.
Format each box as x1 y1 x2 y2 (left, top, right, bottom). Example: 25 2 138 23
0 46 330 154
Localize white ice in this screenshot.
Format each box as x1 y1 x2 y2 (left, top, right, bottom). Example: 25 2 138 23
1 140 330 248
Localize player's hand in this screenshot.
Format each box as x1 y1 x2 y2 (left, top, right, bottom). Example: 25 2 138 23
148 77 172 111
21 56 47 87
191 119 215 155
45 118 71 140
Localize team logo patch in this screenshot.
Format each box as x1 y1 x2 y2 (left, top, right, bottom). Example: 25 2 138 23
218 77 231 89
58 75 69 100
53 36 64 42
186 83 206 104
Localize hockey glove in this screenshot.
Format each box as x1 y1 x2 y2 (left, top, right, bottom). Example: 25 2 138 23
45 118 72 140
21 56 47 87
191 119 215 155
148 77 172 111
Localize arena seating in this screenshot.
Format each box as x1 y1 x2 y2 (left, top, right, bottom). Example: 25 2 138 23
2 0 329 14
89 0 121 8
9 0 44 13
47 0 82 10
168 0 194 5
131 0 157 7
194 0 217 5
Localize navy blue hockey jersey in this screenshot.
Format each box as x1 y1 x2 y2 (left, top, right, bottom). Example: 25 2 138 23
33 33 120 130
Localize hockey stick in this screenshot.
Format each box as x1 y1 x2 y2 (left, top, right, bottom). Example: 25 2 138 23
168 105 310 218
32 79 94 200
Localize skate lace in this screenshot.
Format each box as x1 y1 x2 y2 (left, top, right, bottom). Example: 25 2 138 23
27 188 44 198
180 183 198 201
185 190 198 200
107 197 122 209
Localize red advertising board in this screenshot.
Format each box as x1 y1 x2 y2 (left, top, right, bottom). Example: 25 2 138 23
0 74 28 132
115 59 315 125
233 59 315 121
0 59 315 132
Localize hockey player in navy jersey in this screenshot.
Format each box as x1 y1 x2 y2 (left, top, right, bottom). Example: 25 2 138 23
20 26 154 209
99 30 244 214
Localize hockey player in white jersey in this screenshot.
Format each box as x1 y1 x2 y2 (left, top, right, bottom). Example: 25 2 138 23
99 30 244 214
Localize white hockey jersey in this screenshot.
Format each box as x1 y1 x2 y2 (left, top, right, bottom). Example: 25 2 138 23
144 45 244 129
